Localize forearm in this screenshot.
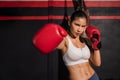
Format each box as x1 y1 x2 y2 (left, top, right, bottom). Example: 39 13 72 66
90 50 101 66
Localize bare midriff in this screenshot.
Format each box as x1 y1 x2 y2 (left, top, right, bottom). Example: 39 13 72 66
67 62 94 80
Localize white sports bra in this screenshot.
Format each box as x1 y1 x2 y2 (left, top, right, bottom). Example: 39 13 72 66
63 36 91 66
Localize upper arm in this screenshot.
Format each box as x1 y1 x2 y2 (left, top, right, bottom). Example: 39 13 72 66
57 37 66 50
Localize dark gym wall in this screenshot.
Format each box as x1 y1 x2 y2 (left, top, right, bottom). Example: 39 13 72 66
0 0 120 80
0 1 58 80
0 20 55 80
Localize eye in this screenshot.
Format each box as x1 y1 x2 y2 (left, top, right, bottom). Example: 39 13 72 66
74 23 80 27
82 25 86 27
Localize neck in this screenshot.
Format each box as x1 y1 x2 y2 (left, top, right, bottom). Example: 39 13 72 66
67 31 76 39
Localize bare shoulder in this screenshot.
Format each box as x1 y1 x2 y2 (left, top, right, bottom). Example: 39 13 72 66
57 37 68 52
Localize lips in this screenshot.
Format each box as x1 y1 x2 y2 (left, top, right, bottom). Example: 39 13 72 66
76 32 81 35
75 32 81 36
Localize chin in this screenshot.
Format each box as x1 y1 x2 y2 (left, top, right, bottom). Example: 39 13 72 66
74 34 80 38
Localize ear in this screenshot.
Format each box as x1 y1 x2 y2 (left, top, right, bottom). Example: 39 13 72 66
68 19 71 27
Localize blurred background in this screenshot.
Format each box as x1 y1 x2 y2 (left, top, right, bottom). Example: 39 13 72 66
0 0 120 80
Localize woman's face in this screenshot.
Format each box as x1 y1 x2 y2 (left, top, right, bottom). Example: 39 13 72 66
69 17 87 38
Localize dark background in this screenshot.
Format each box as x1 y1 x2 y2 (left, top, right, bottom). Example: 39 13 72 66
0 1 120 80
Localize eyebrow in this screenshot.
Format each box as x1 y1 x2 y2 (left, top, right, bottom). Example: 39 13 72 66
74 23 87 27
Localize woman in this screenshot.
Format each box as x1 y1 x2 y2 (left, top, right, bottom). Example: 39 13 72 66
57 10 101 80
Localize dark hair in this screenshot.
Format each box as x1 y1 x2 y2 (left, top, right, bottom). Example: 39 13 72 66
68 11 93 51
67 10 89 39
70 10 89 24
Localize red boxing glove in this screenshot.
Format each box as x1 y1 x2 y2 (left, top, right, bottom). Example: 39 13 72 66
32 23 67 54
86 26 101 50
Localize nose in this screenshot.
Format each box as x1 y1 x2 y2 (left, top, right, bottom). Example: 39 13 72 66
77 26 82 32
